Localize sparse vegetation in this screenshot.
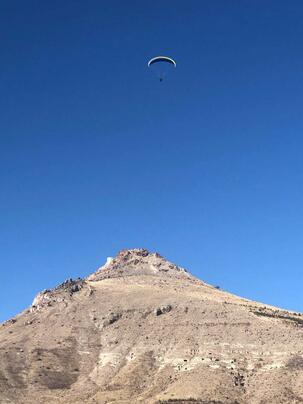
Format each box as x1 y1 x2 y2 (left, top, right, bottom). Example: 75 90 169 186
252 310 303 327
286 355 303 370
158 400 240 404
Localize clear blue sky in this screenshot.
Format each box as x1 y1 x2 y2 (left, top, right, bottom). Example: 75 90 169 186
1 1 303 322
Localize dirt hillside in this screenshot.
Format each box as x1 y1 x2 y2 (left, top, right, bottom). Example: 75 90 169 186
0 249 302 403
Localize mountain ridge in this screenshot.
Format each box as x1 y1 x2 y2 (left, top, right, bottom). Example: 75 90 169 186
0 249 302 404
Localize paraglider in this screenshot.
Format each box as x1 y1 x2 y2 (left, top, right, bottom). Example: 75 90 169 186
147 56 176 82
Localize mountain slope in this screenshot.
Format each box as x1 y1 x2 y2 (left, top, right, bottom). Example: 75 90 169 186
1 249 302 404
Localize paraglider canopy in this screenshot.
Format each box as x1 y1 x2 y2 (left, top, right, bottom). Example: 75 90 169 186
147 56 176 81
147 56 177 67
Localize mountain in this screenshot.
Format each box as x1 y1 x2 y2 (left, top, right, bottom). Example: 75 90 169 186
0 248 302 404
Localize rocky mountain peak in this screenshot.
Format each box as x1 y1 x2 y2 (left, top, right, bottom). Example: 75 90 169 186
87 248 191 281
1 248 303 403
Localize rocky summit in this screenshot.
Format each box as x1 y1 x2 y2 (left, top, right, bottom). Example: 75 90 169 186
0 249 302 404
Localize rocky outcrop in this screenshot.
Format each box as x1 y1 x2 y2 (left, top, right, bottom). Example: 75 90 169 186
154 304 172 316
31 278 85 311
87 248 191 281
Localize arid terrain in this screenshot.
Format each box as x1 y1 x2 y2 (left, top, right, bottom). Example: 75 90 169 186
0 248 302 404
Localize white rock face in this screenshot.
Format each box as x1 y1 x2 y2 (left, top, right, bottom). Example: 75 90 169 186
31 290 51 311
105 257 113 266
